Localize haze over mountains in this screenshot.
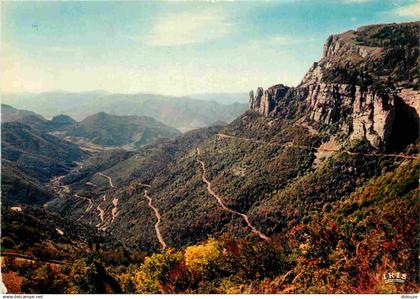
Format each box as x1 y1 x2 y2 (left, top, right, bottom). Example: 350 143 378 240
1 21 419 294
64 112 181 149
2 104 181 149
188 92 249 105
2 92 248 132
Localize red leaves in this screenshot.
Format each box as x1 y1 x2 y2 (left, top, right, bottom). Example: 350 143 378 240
2 272 23 294
329 221 339 232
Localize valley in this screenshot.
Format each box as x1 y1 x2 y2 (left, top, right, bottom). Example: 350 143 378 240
1 20 419 294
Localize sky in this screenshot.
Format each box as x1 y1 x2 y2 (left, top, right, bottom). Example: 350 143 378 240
1 0 419 96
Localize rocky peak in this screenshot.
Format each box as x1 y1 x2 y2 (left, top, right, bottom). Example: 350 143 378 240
249 21 419 151
249 84 290 116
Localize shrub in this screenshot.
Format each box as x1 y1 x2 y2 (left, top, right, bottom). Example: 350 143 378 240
133 250 183 294
185 239 221 276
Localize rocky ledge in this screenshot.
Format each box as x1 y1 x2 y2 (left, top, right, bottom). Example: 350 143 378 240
249 22 419 151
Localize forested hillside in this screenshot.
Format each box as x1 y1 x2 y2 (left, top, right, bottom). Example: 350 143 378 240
1 21 418 294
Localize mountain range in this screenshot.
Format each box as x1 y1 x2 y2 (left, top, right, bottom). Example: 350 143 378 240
1 22 418 294
2 92 248 132
1 105 182 205
188 92 249 105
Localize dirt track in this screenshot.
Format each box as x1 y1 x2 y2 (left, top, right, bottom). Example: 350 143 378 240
196 148 269 241
74 193 93 212
144 190 167 249
217 133 418 160
98 172 115 188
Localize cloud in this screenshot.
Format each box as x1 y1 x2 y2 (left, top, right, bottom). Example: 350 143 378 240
143 11 233 47
392 2 420 17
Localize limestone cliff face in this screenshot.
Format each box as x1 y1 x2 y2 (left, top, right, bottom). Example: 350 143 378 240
249 22 419 150
249 85 290 116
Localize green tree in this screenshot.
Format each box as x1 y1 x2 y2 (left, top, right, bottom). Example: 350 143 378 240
67 257 110 293
21 264 67 293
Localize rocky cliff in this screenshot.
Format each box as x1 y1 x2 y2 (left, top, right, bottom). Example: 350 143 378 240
249 22 419 151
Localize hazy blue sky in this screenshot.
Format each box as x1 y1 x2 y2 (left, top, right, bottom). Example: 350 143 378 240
2 0 419 96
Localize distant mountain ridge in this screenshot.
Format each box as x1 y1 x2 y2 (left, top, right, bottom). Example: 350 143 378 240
2 92 248 131
67 112 181 148
2 104 77 132
1 106 181 204
2 105 181 149
188 92 249 105
1 121 87 204
2 21 419 294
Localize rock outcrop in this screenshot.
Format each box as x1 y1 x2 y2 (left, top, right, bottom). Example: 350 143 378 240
249 85 290 116
249 21 419 151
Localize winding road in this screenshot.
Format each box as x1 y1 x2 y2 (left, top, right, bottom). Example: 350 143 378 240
96 201 105 227
98 172 115 188
144 190 167 249
93 173 120 229
111 197 119 223
217 133 418 160
196 148 269 241
74 193 93 212
95 196 114 231
138 183 152 188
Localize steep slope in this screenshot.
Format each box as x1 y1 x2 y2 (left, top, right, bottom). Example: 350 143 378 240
1 122 87 204
249 22 419 151
1 160 51 205
2 104 77 132
8 21 419 293
66 112 181 148
1 104 45 123
1 205 129 294
50 22 418 251
47 125 224 249
1 104 50 131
